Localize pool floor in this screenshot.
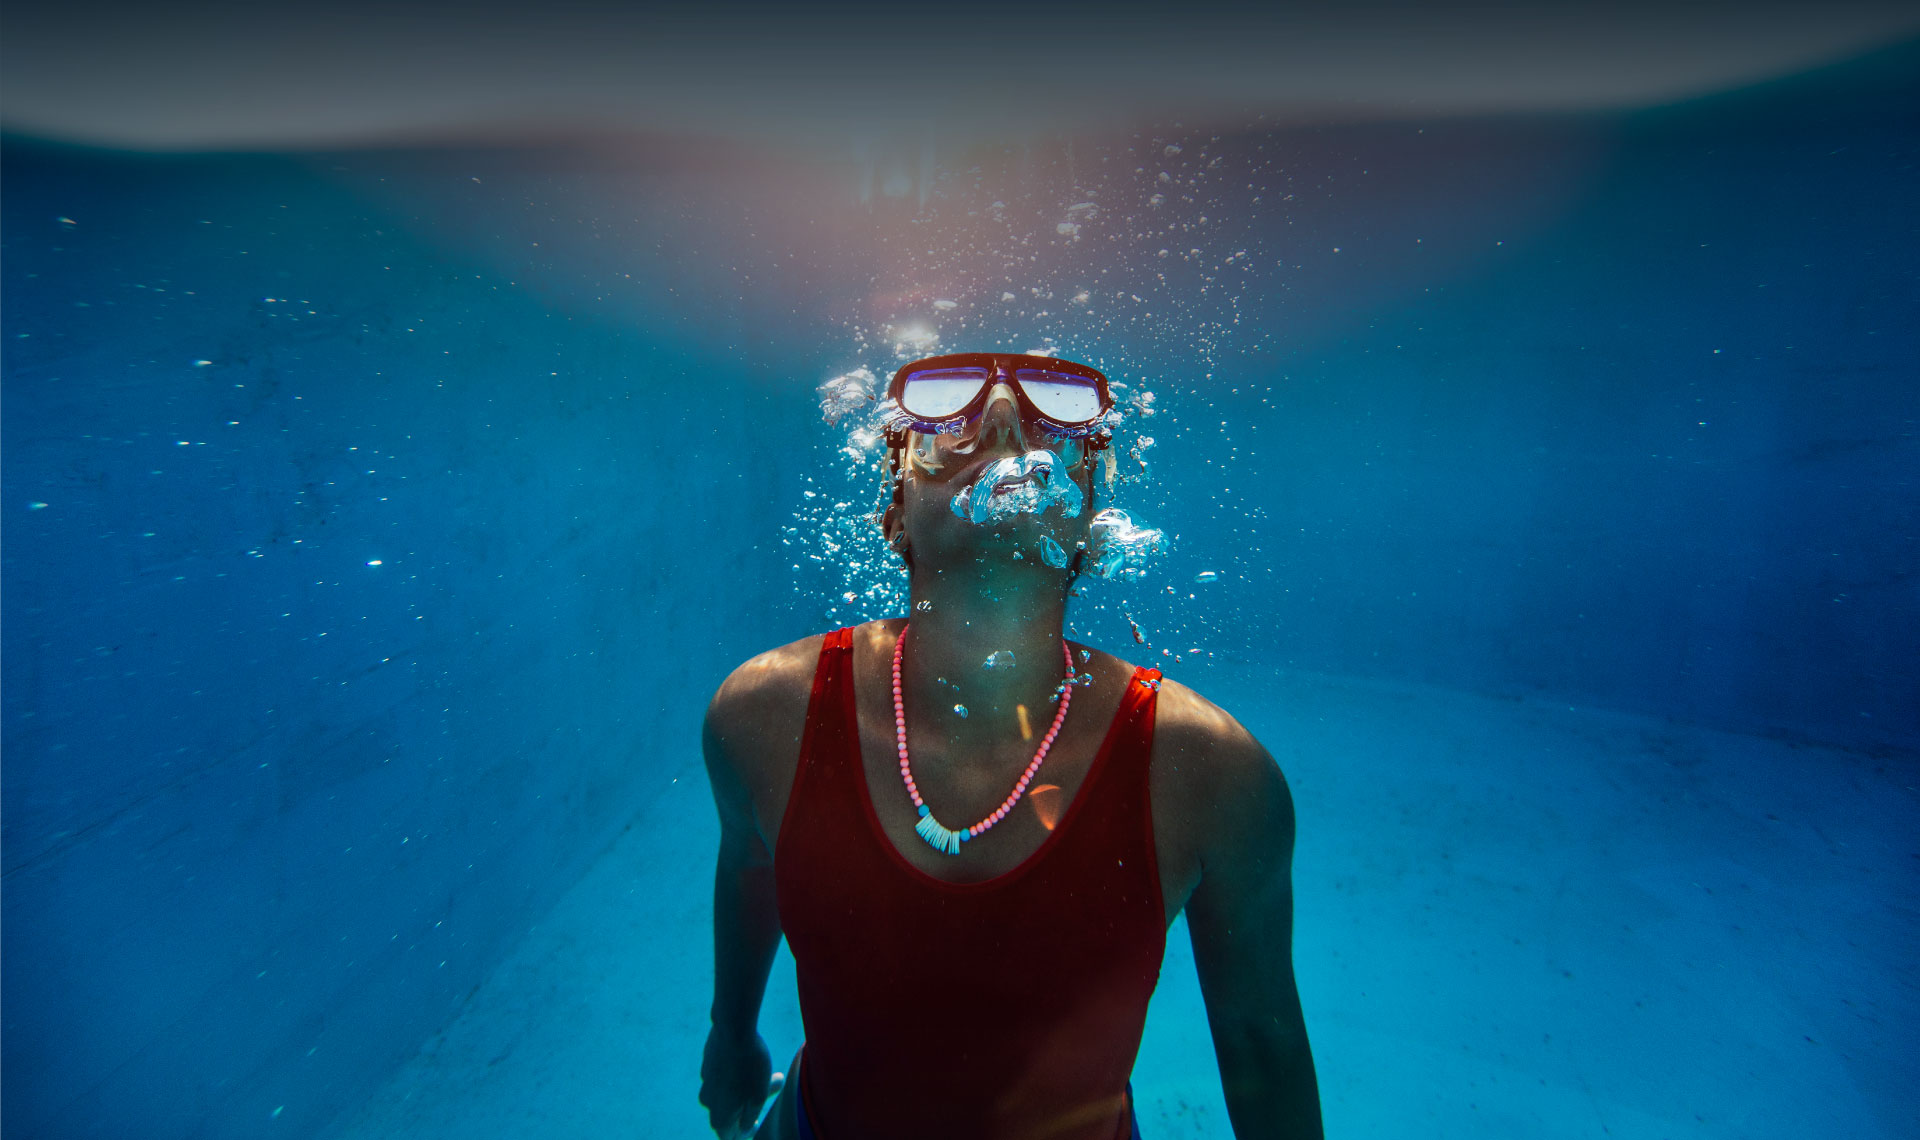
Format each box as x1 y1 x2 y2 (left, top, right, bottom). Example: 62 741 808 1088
326 668 1916 1139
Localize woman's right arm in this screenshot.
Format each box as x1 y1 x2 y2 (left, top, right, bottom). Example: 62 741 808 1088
698 677 785 1139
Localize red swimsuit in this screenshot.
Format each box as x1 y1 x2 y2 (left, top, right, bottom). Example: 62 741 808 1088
775 628 1166 1140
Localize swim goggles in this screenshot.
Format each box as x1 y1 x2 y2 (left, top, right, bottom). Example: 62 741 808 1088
886 353 1115 443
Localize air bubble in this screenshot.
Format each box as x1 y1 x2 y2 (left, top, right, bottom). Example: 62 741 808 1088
818 368 875 425
1083 509 1169 582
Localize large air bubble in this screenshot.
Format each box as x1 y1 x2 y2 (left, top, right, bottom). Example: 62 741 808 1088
818 367 876 425
950 450 1085 525
1083 508 1168 582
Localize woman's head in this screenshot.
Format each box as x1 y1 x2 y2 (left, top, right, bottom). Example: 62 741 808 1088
878 353 1115 590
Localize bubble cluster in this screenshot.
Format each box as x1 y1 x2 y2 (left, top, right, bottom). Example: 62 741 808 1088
1083 509 1170 582
818 367 876 425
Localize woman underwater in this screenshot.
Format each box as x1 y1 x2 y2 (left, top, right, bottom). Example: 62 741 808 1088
700 353 1322 1139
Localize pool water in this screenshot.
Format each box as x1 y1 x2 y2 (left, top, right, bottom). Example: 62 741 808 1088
4 38 1915 1140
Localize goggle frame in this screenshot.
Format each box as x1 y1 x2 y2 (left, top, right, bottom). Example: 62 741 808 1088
885 353 1116 444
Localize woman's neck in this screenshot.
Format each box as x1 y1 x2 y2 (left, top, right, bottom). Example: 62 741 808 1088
897 561 1075 758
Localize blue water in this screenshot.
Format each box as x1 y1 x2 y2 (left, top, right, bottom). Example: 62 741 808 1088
4 42 1916 1140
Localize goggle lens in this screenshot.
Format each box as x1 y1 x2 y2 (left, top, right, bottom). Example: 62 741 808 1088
1014 369 1103 423
898 368 991 418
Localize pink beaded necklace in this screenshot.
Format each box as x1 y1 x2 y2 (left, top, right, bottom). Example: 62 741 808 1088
892 622 1075 855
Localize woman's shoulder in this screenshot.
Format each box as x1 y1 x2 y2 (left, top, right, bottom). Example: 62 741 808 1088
1075 644 1280 798
705 621 903 732
703 632 829 753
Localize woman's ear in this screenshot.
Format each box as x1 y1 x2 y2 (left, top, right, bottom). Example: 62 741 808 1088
881 500 908 552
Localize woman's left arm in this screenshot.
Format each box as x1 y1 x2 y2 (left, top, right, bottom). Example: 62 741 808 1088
1182 732 1323 1139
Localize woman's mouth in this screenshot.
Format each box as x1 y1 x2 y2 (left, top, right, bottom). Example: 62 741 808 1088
950 450 1084 525
990 471 1036 495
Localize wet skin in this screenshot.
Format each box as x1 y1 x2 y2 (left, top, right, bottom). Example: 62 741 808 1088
699 385 1323 1139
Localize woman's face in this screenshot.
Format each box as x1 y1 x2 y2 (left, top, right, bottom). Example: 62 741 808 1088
889 383 1098 572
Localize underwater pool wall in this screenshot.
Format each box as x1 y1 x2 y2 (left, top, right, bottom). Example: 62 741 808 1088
1151 95 1920 755
1 142 805 1139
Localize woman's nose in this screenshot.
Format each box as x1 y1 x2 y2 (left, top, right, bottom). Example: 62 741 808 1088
974 382 1027 449
982 380 1018 415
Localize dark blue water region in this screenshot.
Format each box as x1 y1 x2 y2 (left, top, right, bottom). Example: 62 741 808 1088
4 40 1917 1140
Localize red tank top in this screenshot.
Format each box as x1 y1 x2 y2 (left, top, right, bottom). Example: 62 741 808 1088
775 628 1166 1140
